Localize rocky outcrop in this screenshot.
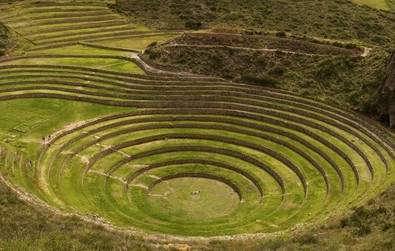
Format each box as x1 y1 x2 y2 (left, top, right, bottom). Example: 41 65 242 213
386 52 395 127
386 51 395 91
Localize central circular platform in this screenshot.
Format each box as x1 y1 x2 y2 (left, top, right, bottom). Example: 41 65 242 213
146 177 240 221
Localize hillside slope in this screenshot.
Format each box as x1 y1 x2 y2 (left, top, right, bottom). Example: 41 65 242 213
113 0 395 124
112 0 395 47
0 22 14 55
143 33 393 122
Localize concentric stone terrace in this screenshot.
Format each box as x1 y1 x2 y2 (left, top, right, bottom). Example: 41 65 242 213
0 55 393 236
1 0 395 238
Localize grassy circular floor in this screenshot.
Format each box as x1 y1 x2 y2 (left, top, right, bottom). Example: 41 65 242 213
146 177 241 221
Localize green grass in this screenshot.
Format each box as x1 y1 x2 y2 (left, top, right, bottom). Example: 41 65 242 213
1 176 395 250
0 0 139 52
352 0 395 11
1 56 145 74
148 178 241 222
0 58 390 234
26 24 133 41
388 0 395 10
0 98 134 149
22 106 392 235
26 45 136 56
352 0 390 10
92 35 178 51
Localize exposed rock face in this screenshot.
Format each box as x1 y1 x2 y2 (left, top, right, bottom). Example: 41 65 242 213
386 52 395 127
390 103 395 127
0 22 15 56
385 51 395 91
0 24 8 55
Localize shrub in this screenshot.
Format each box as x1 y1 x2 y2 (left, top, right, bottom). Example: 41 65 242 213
381 241 394 250
185 20 203 30
264 238 285 250
294 233 319 245
382 223 394 232
340 218 349 228
276 31 287 37
355 224 371 236
268 66 287 76
345 43 358 49
145 45 161 60
241 73 280 87
317 59 339 78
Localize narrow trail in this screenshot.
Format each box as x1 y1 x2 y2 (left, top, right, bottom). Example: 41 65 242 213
165 43 370 57
130 54 198 76
165 43 327 57
361 47 372 57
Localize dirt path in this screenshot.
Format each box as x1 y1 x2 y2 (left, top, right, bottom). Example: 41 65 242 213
131 54 200 76
89 170 126 184
361 47 372 57
166 43 326 56
166 43 370 57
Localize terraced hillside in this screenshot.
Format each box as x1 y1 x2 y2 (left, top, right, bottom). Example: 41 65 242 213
1 0 395 240
0 0 176 51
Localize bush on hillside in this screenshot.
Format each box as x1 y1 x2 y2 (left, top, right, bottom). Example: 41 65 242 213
185 20 203 30
241 73 280 87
